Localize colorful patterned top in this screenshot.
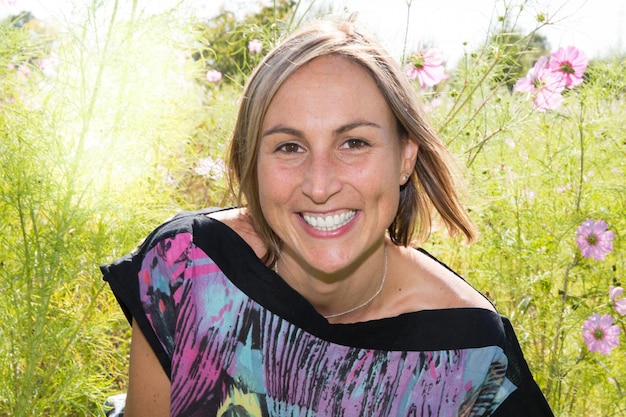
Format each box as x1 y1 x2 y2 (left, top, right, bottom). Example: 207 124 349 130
101 209 554 417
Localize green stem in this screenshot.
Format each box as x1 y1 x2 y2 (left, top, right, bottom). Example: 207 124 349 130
545 255 577 402
575 100 586 212
401 0 412 65
74 0 120 180
288 0 315 33
440 54 501 135
14 171 31 415
593 357 623 399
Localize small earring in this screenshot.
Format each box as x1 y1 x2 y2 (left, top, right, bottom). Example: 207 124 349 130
401 173 410 182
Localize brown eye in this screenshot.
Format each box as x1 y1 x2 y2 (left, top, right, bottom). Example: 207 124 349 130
342 138 369 149
277 142 303 153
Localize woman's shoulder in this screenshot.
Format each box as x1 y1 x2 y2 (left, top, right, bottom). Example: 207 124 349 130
125 208 245 256
391 245 496 314
206 207 267 259
119 207 266 270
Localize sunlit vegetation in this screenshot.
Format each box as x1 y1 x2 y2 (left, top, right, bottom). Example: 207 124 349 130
0 0 623 415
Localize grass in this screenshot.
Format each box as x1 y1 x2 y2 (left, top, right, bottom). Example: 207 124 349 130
0 0 624 415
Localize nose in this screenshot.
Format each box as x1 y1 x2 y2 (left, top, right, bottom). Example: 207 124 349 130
300 151 342 204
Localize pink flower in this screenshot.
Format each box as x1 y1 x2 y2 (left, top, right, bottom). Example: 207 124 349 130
205 69 222 83
548 46 588 88
12 63 31 81
575 219 614 260
514 56 566 112
582 313 620 354
248 39 262 54
194 156 225 181
610 286 626 315
404 48 447 89
37 57 58 77
423 97 444 113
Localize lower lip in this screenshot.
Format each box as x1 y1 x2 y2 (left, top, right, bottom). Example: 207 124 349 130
297 211 359 237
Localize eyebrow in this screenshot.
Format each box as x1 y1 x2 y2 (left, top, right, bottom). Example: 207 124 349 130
261 120 382 138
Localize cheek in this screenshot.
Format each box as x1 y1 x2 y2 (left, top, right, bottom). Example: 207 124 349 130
367 161 403 208
359 160 401 191
257 159 295 206
257 167 276 205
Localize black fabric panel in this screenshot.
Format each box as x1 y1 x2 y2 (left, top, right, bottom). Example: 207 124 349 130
100 208 225 379
101 248 174 378
100 208 554 417
491 317 555 416
192 214 506 352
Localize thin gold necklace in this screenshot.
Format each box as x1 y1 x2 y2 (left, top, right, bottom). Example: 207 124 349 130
273 245 388 319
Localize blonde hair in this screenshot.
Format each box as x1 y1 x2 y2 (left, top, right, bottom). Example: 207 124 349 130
227 19 477 264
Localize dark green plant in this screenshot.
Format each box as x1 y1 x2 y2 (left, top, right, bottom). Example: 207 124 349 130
190 0 301 85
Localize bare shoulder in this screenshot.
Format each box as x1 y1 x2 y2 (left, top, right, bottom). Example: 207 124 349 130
207 208 267 258
392 246 496 313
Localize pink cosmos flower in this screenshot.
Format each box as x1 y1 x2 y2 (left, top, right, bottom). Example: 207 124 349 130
10 63 32 81
514 56 566 111
194 156 225 181
205 69 222 83
610 286 626 315
248 39 262 54
37 57 58 77
548 46 588 88
404 48 447 89
423 97 444 113
582 313 620 354
575 219 614 260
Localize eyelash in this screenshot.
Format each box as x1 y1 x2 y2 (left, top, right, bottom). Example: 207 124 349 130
274 138 371 154
276 142 303 153
341 138 370 149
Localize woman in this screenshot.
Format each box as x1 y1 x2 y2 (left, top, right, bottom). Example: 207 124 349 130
102 19 554 416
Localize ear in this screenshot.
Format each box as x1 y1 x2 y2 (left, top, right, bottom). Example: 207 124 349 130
400 138 419 182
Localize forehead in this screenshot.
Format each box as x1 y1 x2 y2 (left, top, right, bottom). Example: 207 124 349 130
282 54 375 91
263 55 393 122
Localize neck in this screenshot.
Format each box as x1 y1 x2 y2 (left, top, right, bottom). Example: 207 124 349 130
273 243 388 321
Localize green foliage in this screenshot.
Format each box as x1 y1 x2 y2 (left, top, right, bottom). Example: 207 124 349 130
0 0 624 416
0 25 128 417
0 2 229 415
488 30 549 91
419 4 626 414
191 0 300 85
485 11 551 91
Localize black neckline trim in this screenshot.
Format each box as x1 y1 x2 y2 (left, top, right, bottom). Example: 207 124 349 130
190 214 506 352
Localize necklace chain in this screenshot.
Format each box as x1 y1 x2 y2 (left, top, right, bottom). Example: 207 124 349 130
273 246 388 320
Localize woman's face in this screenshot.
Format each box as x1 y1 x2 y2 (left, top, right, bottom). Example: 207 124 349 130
257 55 418 276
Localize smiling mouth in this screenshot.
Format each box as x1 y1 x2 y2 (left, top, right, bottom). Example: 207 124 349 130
301 210 357 231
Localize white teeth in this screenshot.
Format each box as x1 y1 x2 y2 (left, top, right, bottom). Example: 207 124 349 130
302 211 356 231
